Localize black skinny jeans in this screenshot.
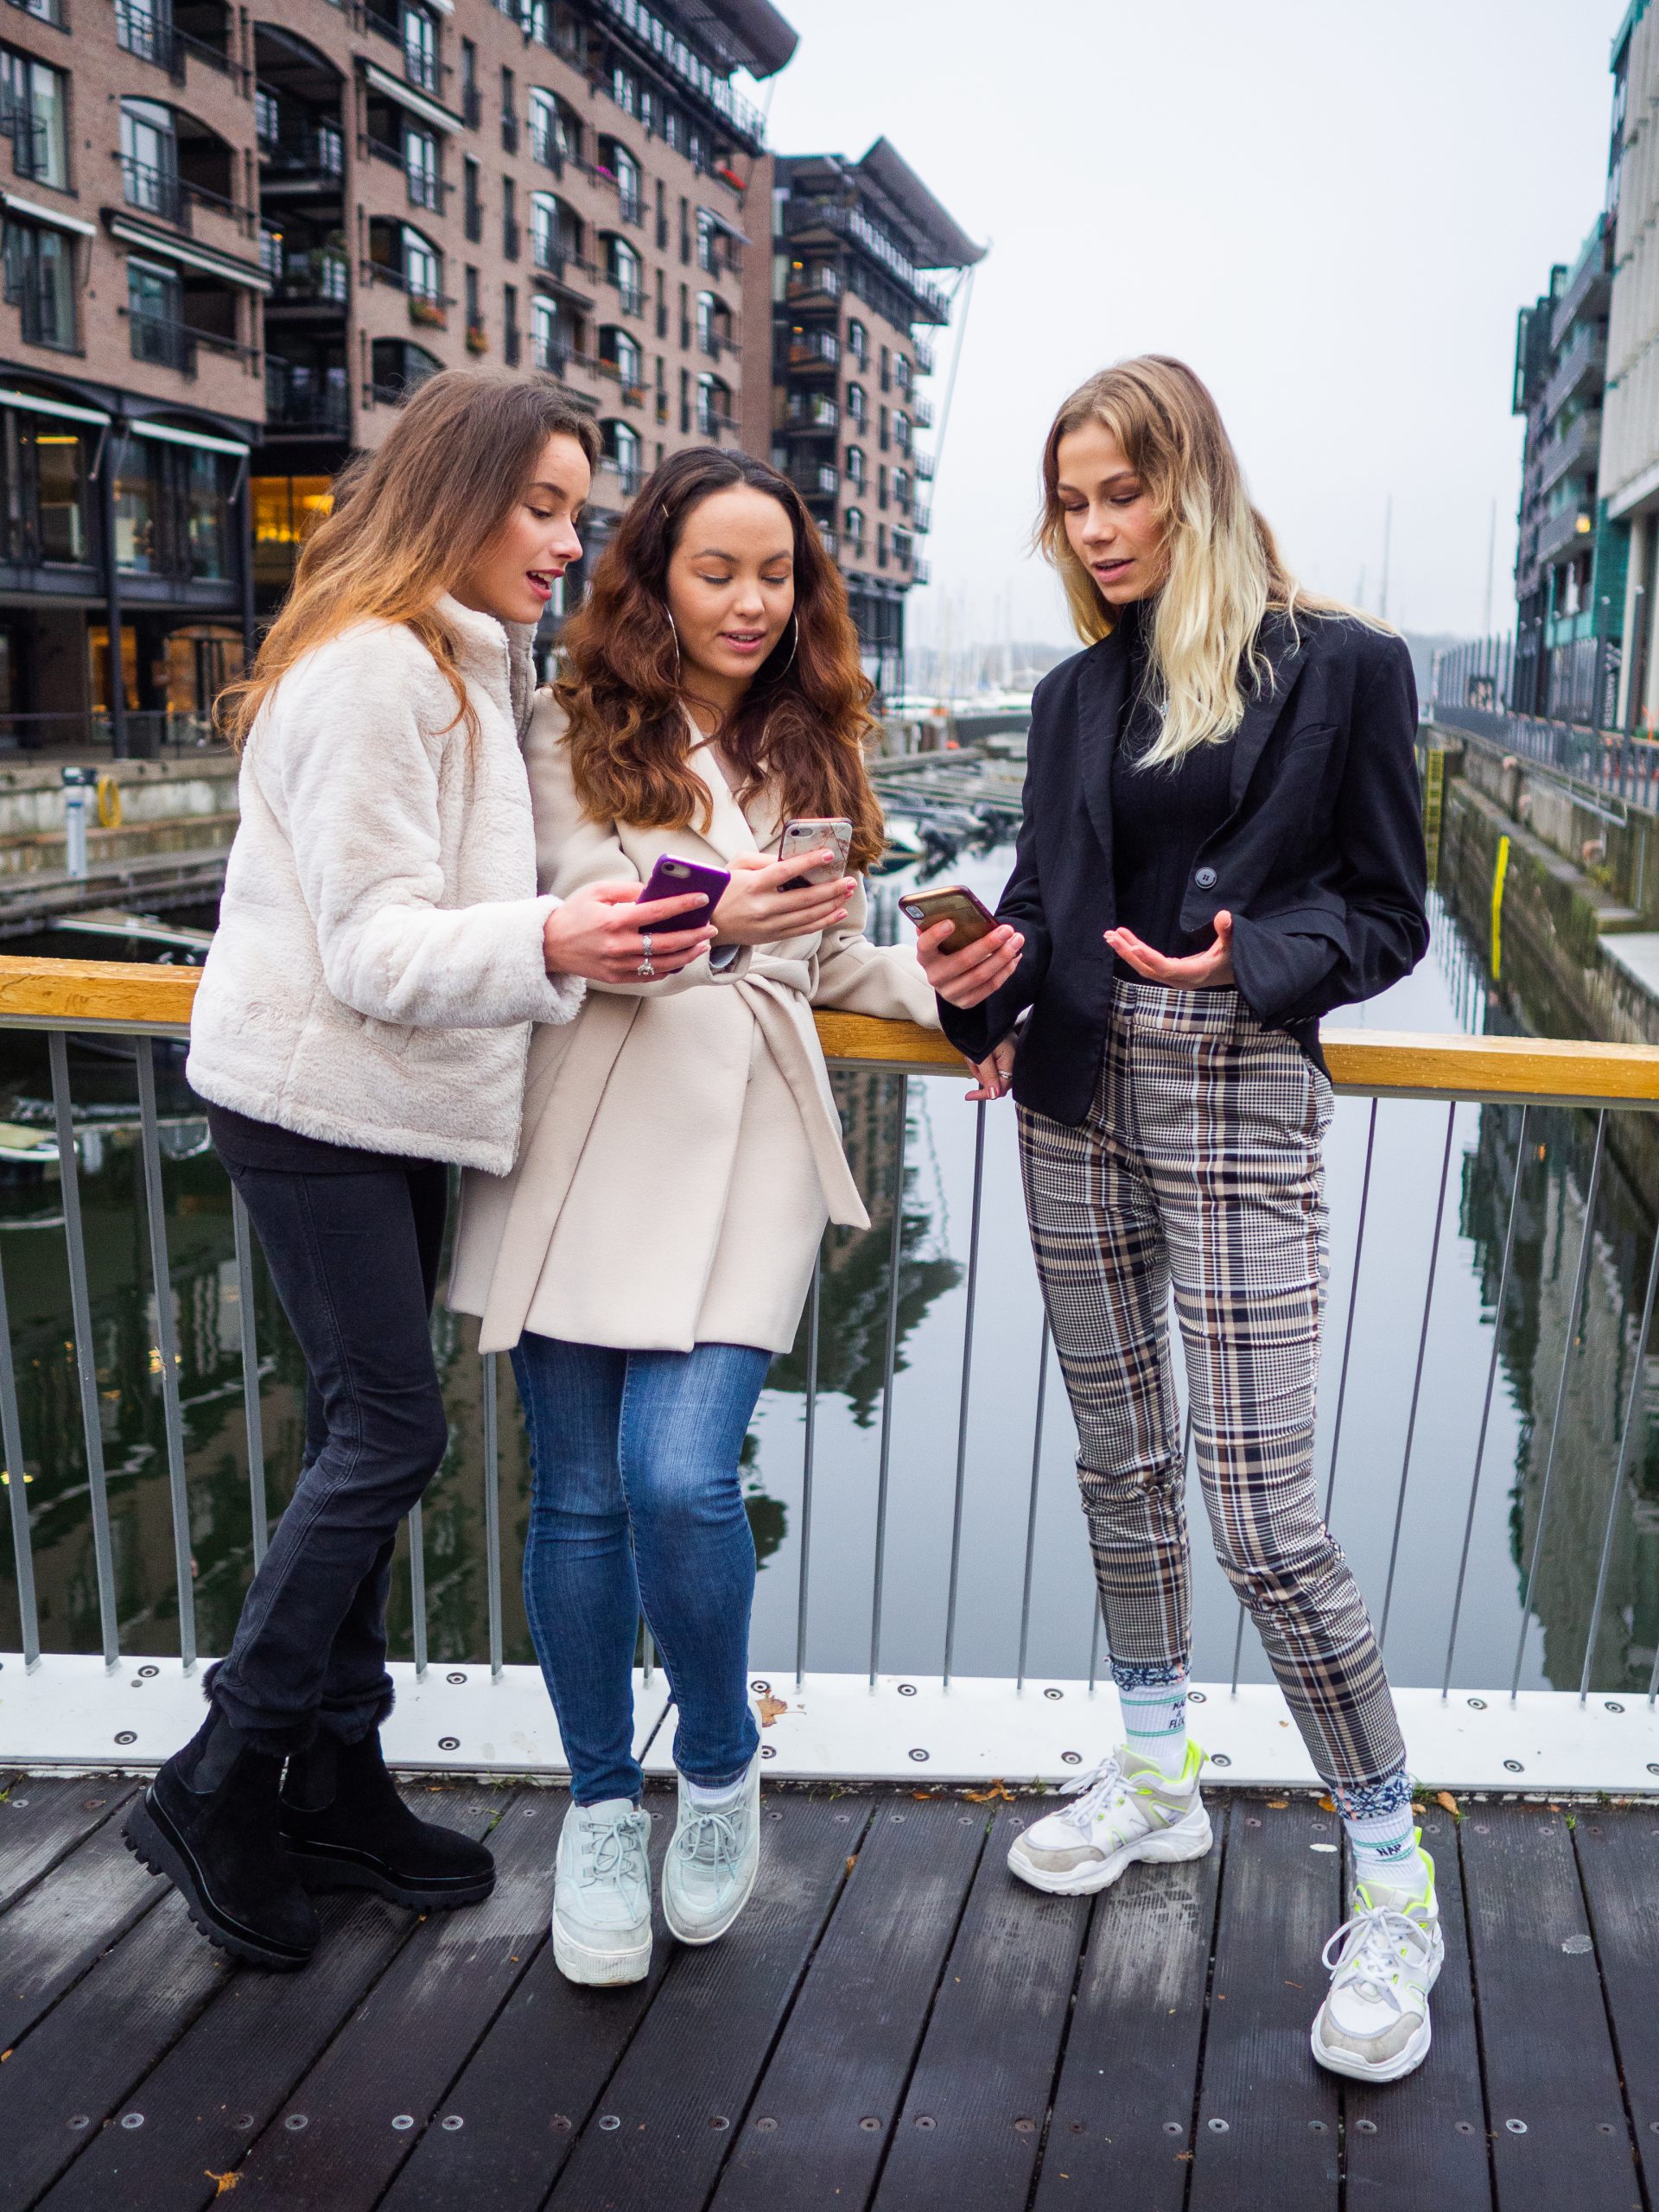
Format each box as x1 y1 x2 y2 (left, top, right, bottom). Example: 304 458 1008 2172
207 1133 449 1752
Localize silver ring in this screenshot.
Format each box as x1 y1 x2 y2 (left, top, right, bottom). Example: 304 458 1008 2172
639 931 653 959
637 957 656 978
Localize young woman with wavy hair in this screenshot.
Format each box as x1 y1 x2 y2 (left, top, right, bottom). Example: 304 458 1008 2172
451 445 938 1985
922 358 1437 2084
127 371 719 1974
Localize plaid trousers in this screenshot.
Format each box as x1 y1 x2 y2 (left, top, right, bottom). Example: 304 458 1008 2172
1018 980 1408 1809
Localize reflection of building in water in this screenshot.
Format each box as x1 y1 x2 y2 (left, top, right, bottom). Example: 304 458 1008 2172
1462 1100 1659 1691
767 1065 963 1426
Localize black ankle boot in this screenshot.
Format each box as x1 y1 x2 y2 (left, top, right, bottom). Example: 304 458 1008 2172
279 1731 495 1909
124 1708 321 1970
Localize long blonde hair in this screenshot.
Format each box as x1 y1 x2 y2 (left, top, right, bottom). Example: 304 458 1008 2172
219 369 600 746
1036 356 1377 766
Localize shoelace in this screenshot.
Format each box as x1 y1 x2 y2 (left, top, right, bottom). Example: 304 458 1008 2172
579 1809 648 1892
675 1807 742 1890
1058 1753 1132 1825
1321 1902 1429 2015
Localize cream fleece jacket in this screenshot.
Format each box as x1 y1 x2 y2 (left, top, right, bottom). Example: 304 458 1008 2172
187 594 583 1173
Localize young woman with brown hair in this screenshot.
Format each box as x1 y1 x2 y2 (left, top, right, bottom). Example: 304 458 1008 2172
450 445 938 1986
922 358 1437 2084
126 370 718 1972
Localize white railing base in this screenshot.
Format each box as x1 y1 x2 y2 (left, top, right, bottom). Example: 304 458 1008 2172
0 1654 670 1776
6 1657 1658 1794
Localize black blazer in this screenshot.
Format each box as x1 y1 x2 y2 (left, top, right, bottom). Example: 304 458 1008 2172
938 611 1430 1123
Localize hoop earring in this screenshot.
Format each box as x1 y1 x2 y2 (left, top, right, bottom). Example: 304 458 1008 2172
664 605 681 679
773 613 799 679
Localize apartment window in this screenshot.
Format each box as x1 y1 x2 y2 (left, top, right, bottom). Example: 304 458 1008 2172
531 293 569 373
696 209 717 272
663 106 680 154
609 143 641 225
686 124 705 173
127 257 182 367
528 86 560 169
847 319 867 366
502 175 518 259
894 466 910 508
183 448 227 579
847 383 866 428
503 281 519 365
894 411 911 454
601 324 641 385
3 217 74 347
604 416 640 492
878 465 888 507
612 64 636 116
115 0 169 64
880 345 891 391
876 522 887 567
655 178 667 251
119 99 180 220
370 335 441 403
1 46 67 189
679 365 689 434
461 37 479 127
878 404 889 451
464 263 480 331
404 229 440 303
608 235 641 314
405 123 439 211
696 372 728 438
500 66 517 154
695 289 716 355
845 504 864 545
677 280 689 348
893 353 912 395
403 4 437 95
530 191 561 273
846 446 865 490
463 155 481 242
524 0 550 47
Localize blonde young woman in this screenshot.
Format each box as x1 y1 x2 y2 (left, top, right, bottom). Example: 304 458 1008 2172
126 372 716 1971
921 359 1435 2084
450 446 938 1986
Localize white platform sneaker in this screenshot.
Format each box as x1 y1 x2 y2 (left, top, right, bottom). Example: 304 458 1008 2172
551 1797 653 1986
1312 1846 1444 2082
1007 1741 1213 1896
661 1758 761 1945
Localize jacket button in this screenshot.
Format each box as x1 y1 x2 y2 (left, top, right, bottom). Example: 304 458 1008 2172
1194 866 1217 890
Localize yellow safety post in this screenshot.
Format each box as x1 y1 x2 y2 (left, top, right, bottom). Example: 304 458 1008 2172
1490 834 1510 981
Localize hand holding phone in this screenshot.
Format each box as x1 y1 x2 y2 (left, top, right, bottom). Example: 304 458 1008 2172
899 884 998 949
779 817 854 889
903 882 1026 1011
638 853 732 916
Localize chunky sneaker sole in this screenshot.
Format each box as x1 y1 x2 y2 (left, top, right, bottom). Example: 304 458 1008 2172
661 1848 757 1945
1007 1800 1214 1897
1311 1844 1444 2083
1310 2004 1434 2083
280 1835 495 1910
124 1790 315 1972
661 1761 761 1946
552 1907 652 1986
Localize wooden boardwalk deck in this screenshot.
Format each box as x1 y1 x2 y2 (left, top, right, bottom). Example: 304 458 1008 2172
1 1773 1655 2212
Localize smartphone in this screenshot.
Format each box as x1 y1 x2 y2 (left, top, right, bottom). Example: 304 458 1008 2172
899 884 999 950
778 817 853 888
637 852 731 919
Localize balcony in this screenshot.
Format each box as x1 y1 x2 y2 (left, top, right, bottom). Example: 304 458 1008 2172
1551 216 1611 355
264 375 350 435
789 461 839 500
1534 501 1593 566
785 393 839 434
114 0 251 92
786 263 843 307
1537 410 1601 499
911 554 931 584
914 450 935 480
779 198 951 322
912 393 934 429
118 156 257 243
270 247 349 307
787 328 840 373
912 498 931 533
913 333 935 374
258 119 346 188
127 308 256 375
1542 327 1607 427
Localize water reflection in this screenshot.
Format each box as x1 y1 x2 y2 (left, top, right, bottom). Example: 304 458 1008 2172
2 873 1656 1696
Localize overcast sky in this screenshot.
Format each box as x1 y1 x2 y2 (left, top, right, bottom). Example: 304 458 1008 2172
749 0 1629 650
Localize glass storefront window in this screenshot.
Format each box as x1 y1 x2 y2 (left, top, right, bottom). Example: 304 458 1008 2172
186 449 226 581
34 429 84 561
113 454 156 572
251 473 332 594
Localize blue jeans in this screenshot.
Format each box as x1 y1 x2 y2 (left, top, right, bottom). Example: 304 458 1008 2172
512 1333 770 1805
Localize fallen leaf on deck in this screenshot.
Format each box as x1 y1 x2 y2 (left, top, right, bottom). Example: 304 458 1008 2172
1436 1790 1460 1818
963 1782 1016 1803
1265 1799 1289 1810
757 1694 788 1727
206 2174 240 2197
1317 1795 1335 1812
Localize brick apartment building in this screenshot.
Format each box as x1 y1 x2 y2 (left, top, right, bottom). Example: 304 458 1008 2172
0 0 978 753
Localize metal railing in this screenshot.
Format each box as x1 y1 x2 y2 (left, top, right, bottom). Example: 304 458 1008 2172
4 965 1659 1788
1431 699 1659 812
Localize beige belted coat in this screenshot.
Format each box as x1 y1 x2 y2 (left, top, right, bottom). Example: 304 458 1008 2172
448 698 940 1355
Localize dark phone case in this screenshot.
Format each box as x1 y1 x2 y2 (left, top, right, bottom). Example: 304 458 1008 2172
899 890 995 949
638 854 731 918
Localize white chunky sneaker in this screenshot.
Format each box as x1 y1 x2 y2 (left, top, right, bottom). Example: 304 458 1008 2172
661 1758 760 1946
551 1797 653 1987
1007 1742 1212 1897
1312 1847 1444 2083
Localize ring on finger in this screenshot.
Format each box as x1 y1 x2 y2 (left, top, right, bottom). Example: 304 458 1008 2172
637 956 656 978
639 931 653 959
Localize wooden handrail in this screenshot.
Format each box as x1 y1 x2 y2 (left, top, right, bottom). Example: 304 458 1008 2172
0 957 1656 1106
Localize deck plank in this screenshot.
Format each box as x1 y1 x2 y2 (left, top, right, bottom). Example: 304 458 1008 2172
0 1793 165 2053
0 1890 230 2208
1187 1799 1343 2212
1341 1808 1492 2210
222 1785 549 2211
709 1796 987 2212
872 1802 1091 2212
1567 1808 1659 2177
0 1777 135 1915
1030 1800 1226 2212
545 1793 873 2211
1459 1804 1640 2212
379 1789 678 2212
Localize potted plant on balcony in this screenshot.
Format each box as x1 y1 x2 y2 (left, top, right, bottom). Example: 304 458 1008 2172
409 295 447 329
465 322 488 355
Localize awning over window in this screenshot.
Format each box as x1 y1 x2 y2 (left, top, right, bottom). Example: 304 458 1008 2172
106 214 271 293
131 419 250 458
360 60 462 136
2 192 96 239
0 386 110 427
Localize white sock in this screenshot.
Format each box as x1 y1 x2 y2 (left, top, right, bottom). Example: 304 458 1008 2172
1116 1675 1191 1777
1343 1785 1431 1899
684 1771 747 1812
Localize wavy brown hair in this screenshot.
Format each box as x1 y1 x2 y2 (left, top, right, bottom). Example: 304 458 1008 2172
556 448 886 870
219 369 601 746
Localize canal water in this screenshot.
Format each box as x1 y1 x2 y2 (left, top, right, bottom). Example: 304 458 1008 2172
2 853 1656 1703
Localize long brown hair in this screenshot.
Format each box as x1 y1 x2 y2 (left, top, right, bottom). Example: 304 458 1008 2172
556 448 886 871
219 369 601 746
1036 356 1381 765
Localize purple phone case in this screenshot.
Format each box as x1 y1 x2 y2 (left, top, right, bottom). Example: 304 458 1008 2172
638 853 730 918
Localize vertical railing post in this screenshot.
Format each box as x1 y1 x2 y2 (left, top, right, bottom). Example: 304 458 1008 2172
136 1040 196 1671
1580 1215 1659 1700
1014 1318 1051 1694
1323 1099 1378 1522
48 1033 119 1670
868 1072 909 1685
408 1500 428 1679
1379 1103 1458 1647
231 1185 269 1570
794 1257 821 1688
941 1101 986 1688
481 1351 503 1681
